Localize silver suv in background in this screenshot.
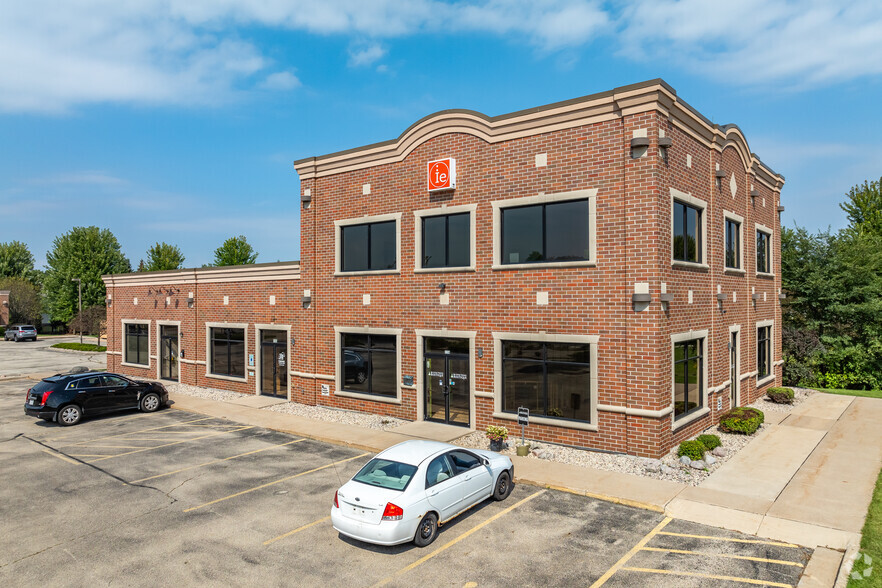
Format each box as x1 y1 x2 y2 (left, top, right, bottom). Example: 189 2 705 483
4 325 38 342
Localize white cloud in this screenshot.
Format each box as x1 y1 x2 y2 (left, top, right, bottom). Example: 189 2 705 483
260 71 301 90
348 43 387 68
3 0 882 113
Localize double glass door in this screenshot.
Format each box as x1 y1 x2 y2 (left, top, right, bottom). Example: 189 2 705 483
160 325 178 381
424 337 469 427
261 330 288 398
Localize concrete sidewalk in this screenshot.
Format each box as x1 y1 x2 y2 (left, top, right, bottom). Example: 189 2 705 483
166 390 879 586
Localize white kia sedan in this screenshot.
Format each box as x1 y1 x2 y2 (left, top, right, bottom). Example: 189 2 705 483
331 440 514 547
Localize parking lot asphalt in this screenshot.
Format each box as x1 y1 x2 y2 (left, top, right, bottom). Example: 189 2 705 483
0 336 106 379
0 377 813 587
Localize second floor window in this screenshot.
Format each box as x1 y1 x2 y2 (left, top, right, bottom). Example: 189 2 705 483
341 221 396 272
673 200 701 263
501 199 590 265
725 218 741 269
422 213 470 268
757 230 771 273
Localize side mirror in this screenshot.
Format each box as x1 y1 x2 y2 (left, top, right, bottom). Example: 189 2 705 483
482 458 490 467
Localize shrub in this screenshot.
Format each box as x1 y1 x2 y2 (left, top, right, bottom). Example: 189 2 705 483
485 424 508 441
677 440 706 461
719 407 765 435
696 434 721 451
767 387 795 404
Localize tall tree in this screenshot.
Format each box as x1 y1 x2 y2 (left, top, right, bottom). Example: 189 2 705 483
841 176 882 236
145 242 186 271
0 277 42 325
0 240 37 281
43 227 131 323
212 235 258 266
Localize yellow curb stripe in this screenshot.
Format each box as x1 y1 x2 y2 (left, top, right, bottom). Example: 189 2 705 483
589 517 672 588
542 483 664 513
41 448 80 464
264 516 331 545
131 438 306 484
372 489 547 588
620 566 794 587
657 531 799 548
184 453 370 512
85 427 253 462
58 417 213 446
640 547 804 567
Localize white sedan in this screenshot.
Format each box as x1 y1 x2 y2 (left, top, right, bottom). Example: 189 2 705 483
331 440 514 547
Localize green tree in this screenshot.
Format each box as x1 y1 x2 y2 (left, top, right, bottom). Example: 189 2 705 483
145 242 186 271
841 176 882 237
0 240 37 281
0 277 42 326
43 227 131 323
212 235 258 266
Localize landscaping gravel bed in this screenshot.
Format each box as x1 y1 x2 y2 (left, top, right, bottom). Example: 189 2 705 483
454 387 812 487
265 401 407 431
168 382 407 431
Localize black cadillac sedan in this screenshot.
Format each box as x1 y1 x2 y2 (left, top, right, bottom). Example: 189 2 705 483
24 372 169 426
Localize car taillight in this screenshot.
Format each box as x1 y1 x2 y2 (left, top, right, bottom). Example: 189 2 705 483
381 503 404 521
40 391 54 406
26 388 32 400
333 491 339 509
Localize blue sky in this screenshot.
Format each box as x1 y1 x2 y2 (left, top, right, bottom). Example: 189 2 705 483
3 1 881 269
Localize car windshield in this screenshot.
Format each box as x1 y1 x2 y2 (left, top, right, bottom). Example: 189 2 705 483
352 458 417 491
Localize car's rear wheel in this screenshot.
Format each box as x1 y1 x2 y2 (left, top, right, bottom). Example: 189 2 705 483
493 471 513 501
58 405 82 426
14 334 20 342
413 513 438 547
140 392 161 413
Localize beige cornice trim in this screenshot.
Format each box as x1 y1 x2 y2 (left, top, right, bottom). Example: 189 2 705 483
102 261 300 287
293 78 784 187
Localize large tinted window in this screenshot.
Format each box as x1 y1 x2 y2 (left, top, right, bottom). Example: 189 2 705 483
674 339 703 420
757 230 771 273
422 213 470 268
673 201 701 263
125 323 149 365
725 219 740 269
210 327 245 378
341 333 397 398
502 341 591 422
341 221 396 272
757 326 771 379
501 199 590 265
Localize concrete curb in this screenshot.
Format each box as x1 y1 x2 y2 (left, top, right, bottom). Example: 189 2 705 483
44 346 106 355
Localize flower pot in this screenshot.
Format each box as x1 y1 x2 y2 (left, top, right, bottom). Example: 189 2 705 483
489 439 504 452
516 444 531 457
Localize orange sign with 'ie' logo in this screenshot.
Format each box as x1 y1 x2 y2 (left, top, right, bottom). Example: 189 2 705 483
427 158 456 192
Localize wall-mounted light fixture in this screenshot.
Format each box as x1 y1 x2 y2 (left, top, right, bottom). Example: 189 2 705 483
777 205 785 213
632 292 651 312
186 296 194 308
752 293 761 307
630 137 649 159
477 347 483 358
301 189 312 207
778 293 787 300
750 188 760 200
659 292 673 311
715 170 726 191
716 292 727 313
658 137 672 165
105 297 113 306
438 283 446 292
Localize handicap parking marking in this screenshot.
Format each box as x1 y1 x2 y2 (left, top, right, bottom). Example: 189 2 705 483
183 452 371 513
264 515 332 546
371 489 547 588
130 438 306 484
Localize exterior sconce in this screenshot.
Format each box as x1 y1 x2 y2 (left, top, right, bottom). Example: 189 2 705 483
632 292 651 311
778 293 787 300
659 293 673 310
1 300 8 307
716 292 727 313
777 205 786 213
715 170 726 191
477 347 483 358
752 293 761 307
105 297 112 306
658 137 672 164
186 296 195 308
750 189 760 200
438 283 446 292
301 190 312 207
630 137 649 159
301 293 312 308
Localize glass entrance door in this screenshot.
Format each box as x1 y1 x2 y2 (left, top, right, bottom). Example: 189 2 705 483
160 325 178 381
730 332 738 408
261 330 288 398
424 337 469 427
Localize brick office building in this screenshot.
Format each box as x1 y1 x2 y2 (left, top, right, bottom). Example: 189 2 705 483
104 79 784 458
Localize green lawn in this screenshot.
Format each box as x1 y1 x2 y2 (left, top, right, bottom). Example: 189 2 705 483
51 342 107 352
811 387 882 400
849 465 882 587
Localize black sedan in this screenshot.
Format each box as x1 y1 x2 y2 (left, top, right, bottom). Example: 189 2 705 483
24 372 169 426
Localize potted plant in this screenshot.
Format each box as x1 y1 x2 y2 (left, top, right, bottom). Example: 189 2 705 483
486 424 508 452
